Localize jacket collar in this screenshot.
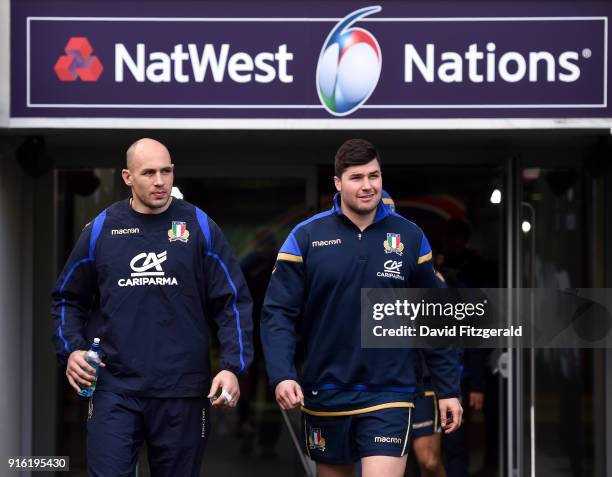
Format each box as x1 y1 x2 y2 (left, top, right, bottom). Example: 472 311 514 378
332 192 391 225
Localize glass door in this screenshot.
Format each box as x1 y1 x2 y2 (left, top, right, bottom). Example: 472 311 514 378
518 158 607 477
176 175 312 477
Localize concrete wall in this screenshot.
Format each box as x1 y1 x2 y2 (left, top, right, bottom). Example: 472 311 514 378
0 143 59 475
0 0 8 128
0 143 32 470
0 143 58 475
1 1 34 473
31 169 58 463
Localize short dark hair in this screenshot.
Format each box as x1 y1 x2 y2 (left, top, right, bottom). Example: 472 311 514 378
334 139 380 177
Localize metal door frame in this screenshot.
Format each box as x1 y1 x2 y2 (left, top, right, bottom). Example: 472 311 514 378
505 155 521 477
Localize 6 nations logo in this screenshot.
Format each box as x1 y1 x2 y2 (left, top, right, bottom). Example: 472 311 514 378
316 6 382 116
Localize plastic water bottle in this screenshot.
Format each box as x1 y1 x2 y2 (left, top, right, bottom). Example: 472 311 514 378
78 338 101 398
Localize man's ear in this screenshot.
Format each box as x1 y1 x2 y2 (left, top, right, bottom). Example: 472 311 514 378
121 169 132 186
334 176 341 192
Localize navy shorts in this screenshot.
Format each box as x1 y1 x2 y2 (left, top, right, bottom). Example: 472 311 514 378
412 391 441 438
302 405 413 465
86 391 210 477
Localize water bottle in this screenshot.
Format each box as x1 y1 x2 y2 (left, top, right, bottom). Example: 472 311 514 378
78 338 101 398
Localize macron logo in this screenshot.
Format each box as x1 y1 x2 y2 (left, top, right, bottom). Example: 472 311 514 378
312 238 342 247
111 228 140 236
54 37 104 82
374 436 402 444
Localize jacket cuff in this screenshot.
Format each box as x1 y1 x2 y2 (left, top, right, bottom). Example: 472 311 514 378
219 363 246 377
56 355 69 369
437 392 461 400
467 382 486 393
270 375 298 391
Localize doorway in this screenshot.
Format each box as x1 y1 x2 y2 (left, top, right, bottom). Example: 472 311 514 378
42 129 608 477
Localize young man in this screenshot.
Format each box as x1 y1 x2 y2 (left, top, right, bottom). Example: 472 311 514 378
52 138 253 476
412 354 449 477
261 139 462 477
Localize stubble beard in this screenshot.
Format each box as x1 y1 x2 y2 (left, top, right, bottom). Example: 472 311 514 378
135 191 171 211
344 196 378 217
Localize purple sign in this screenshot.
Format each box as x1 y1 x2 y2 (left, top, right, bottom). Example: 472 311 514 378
10 1 611 119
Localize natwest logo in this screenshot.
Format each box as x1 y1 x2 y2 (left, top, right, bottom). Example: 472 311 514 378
114 43 293 84
54 37 104 82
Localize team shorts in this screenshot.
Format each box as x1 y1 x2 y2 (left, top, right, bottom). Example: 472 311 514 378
412 390 441 438
302 405 414 465
86 391 210 477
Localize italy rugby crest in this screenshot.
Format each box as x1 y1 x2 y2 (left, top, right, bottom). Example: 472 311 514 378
168 221 189 243
384 233 404 256
308 428 326 451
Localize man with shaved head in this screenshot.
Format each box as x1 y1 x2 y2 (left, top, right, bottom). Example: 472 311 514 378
52 138 253 476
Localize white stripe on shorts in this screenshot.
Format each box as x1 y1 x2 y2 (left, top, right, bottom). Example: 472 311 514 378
401 407 413 457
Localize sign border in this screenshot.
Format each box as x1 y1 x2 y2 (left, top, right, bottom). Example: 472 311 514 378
25 15 608 110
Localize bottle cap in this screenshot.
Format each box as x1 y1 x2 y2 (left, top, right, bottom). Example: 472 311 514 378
93 337 101 345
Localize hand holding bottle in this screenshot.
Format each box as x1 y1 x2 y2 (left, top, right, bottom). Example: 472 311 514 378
66 338 105 395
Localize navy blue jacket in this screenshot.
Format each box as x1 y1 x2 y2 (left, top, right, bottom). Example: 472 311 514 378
261 194 460 404
52 198 253 397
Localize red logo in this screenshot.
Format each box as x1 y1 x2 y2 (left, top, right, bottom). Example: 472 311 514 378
54 37 103 82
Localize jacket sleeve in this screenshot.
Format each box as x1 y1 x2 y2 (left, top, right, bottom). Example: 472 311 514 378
463 348 488 393
201 215 253 376
260 230 305 389
51 223 98 367
421 347 461 399
409 231 442 288
412 230 462 398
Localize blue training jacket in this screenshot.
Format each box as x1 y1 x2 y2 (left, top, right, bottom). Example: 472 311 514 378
261 193 460 405
51 198 253 397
